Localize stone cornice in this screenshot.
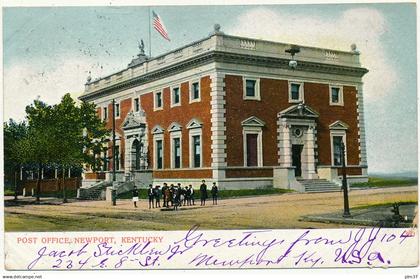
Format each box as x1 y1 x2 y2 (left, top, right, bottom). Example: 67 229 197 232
80 52 214 102
79 51 368 102
214 51 368 78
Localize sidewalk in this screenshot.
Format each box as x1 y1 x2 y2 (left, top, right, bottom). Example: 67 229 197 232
300 203 417 228
4 196 79 206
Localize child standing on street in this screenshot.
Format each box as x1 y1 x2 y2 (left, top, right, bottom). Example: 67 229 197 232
132 186 139 208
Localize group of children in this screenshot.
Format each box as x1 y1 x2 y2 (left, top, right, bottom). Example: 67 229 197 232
131 180 219 210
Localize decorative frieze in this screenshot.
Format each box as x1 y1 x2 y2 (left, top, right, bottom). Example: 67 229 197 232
240 39 256 50
192 41 202 48
325 51 339 60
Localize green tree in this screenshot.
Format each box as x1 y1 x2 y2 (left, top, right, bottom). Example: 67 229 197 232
24 100 56 202
79 98 109 173
21 100 56 202
52 94 109 202
10 95 109 203
3 119 28 199
52 94 81 202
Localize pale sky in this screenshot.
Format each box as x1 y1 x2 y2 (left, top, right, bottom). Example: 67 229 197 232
2 3 417 174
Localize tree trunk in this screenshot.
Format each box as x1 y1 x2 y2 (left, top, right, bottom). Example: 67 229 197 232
14 169 18 200
56 177 59 195
36 163 42 203
22 167 27 197
62 168 67 203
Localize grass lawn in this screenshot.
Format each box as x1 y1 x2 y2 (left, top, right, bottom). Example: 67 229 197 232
4 188 15 196
352 176 417 188
5 211 157 231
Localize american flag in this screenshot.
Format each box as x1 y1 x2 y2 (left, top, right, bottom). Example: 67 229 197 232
152 11 170 41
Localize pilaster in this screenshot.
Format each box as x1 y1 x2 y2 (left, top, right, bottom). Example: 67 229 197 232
210 72 227 179
356 84 368 167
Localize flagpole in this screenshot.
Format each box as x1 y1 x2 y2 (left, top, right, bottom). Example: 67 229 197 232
148 7 152 58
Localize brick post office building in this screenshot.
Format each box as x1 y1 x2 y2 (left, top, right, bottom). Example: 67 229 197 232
79 26 368 192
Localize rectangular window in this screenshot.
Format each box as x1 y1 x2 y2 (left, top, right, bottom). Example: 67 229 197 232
155 92 162 109
330 86 343 106
114 145 120 170
172 87 180 106
115 103 120 117
103 107 108 120
193 135 201 168
291 83 301 101
333 136 343 166
173 137 181 168
156 140 163 169
331 87 340 103
246 134 258 166
134 98 140 112
243 78 260 100
246 80 256 97
191 82 200 101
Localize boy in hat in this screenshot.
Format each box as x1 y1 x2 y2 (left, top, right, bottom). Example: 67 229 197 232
148 184 154 209
211 182 219 205
132 186 139 208
154 185 162 208
200 180 208 206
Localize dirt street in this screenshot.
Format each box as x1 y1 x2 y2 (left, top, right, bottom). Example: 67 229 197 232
4 186 418 231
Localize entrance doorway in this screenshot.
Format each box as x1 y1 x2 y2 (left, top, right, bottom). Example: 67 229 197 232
292 144 303 177
132 139 142 170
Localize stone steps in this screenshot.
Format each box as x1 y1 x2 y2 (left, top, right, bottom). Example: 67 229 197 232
298 179 341 193
78 180 136 200
78 187 106 200
78 181 110 200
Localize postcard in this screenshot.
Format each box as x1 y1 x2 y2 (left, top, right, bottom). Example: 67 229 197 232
1 0 418 278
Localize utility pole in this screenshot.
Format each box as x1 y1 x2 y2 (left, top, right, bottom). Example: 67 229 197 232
112 99 116 182
341 141 351 218
111 99 117 206
148 6 152 58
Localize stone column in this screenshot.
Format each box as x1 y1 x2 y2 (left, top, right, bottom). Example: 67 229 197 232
305 126 318 179
124 136 133 176
280 124 292 167
140 127 148 170
275 119 299 190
